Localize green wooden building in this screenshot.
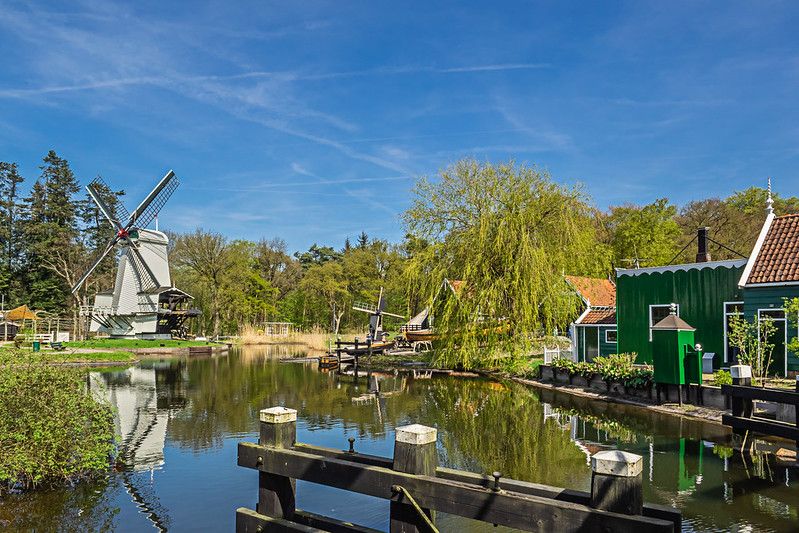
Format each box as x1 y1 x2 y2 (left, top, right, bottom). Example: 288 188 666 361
565 276 617 362
738 211 799 377
616 258 746 369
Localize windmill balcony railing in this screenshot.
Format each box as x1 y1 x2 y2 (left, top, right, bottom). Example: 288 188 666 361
80 305 118 316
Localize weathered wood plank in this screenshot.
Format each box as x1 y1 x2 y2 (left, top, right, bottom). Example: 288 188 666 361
721 385 799 405
722 414 799 441
238 442 676 532
237 508 324 532
255 445 680 527
435 467 680 529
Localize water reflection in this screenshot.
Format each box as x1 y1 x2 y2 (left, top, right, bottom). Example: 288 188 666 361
0 346 796 532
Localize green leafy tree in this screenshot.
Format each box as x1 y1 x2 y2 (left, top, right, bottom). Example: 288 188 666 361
603 198 681 268
404 159 608 368
171 229 232 337
299 261 349 334
294 243 341 269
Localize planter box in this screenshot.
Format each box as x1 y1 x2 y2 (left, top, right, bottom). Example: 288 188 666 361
554 369 571 384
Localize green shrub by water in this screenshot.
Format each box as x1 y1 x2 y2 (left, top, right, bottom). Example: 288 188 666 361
0 350 116 494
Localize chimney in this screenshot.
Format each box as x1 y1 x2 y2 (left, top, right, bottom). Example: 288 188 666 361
696 227 711 263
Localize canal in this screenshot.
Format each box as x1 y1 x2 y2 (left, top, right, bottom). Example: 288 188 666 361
0 346 796 531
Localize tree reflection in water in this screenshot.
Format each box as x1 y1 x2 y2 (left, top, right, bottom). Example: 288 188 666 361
1 346 796 531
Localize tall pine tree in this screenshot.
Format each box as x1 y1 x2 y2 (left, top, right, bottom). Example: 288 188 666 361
20 151 84 312
0 162 24 300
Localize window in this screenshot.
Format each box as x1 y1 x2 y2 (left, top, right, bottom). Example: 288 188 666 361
605 329 617 343
723 302 743 364
649 304 678 341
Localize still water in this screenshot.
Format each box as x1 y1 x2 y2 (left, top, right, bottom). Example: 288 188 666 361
1 346 797 532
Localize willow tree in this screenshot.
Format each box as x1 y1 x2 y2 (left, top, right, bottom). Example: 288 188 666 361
404 159 608 368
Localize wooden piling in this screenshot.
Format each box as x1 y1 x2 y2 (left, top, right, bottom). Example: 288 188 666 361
390 424 438 533
258 407 297 519
730 365 753 436
589 450 643 516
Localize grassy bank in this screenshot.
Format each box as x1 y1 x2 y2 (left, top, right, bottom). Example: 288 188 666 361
0 350 116 494
47 351 135 363
65 338 213 350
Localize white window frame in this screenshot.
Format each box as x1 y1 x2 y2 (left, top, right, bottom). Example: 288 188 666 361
605 329 617 343
757 308 788 378
723 301 744 364
649 303 679 342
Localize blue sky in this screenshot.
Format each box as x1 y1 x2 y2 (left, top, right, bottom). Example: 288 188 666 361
1 1 798 252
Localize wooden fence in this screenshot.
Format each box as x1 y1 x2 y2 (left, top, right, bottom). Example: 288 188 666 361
721 365 799 447
236 406 681 532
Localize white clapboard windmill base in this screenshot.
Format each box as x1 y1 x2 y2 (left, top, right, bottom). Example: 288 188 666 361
73 170 199 339
352 287 404 342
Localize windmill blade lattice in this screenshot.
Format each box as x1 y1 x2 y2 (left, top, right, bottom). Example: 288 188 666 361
130 174 179 229
88 177 130 226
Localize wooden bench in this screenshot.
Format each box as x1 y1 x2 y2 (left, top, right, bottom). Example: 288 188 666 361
50 342 66 351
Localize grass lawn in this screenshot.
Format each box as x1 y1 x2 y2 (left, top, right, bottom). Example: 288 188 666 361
65 338 214 350
45 350 136 362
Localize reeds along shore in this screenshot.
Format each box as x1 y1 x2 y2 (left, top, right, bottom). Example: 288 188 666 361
236 325 347 352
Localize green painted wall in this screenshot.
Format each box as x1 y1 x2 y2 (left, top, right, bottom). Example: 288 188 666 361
617 263 745 368
576 324 617 361
743 285 799 373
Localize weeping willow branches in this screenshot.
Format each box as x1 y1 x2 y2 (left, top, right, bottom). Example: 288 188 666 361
404 160 609 368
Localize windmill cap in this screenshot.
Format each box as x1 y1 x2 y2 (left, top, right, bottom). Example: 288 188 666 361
652 314 695 331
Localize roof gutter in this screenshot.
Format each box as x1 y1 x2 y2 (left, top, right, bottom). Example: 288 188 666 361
739 213 775 288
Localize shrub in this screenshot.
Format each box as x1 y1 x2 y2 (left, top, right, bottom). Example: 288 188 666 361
0 350 116 494
548 353 652 390
712 370 732 387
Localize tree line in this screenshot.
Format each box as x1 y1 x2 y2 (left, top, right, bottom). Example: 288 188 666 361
2 153 797 341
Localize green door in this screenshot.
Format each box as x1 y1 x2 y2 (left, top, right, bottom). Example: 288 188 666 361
585 327 599 362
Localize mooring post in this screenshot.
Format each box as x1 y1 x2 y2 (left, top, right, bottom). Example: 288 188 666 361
589 450 643 516
257 407 297 519
730 365 753 436
390 424 438 533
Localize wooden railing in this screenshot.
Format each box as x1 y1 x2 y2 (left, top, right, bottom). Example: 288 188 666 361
236 406 681 532
721 365 799 447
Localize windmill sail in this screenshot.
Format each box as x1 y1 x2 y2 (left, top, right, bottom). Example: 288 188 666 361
128 170 178 229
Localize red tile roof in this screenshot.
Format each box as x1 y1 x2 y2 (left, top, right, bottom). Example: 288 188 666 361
748 214 799 284
564 276 616 307
580 308 617 325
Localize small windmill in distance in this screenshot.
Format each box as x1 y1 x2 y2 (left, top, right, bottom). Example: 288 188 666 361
352 287 404 342
74 170 199 338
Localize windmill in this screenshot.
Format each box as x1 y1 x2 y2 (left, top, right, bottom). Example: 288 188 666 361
74 170 199 338
352 287 404 342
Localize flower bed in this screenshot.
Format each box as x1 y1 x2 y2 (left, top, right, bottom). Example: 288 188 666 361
549 353 653 392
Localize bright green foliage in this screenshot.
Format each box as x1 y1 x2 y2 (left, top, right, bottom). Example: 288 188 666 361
0 350 115 493
404 159 609 368
603 198 681 268
712 370 732 387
